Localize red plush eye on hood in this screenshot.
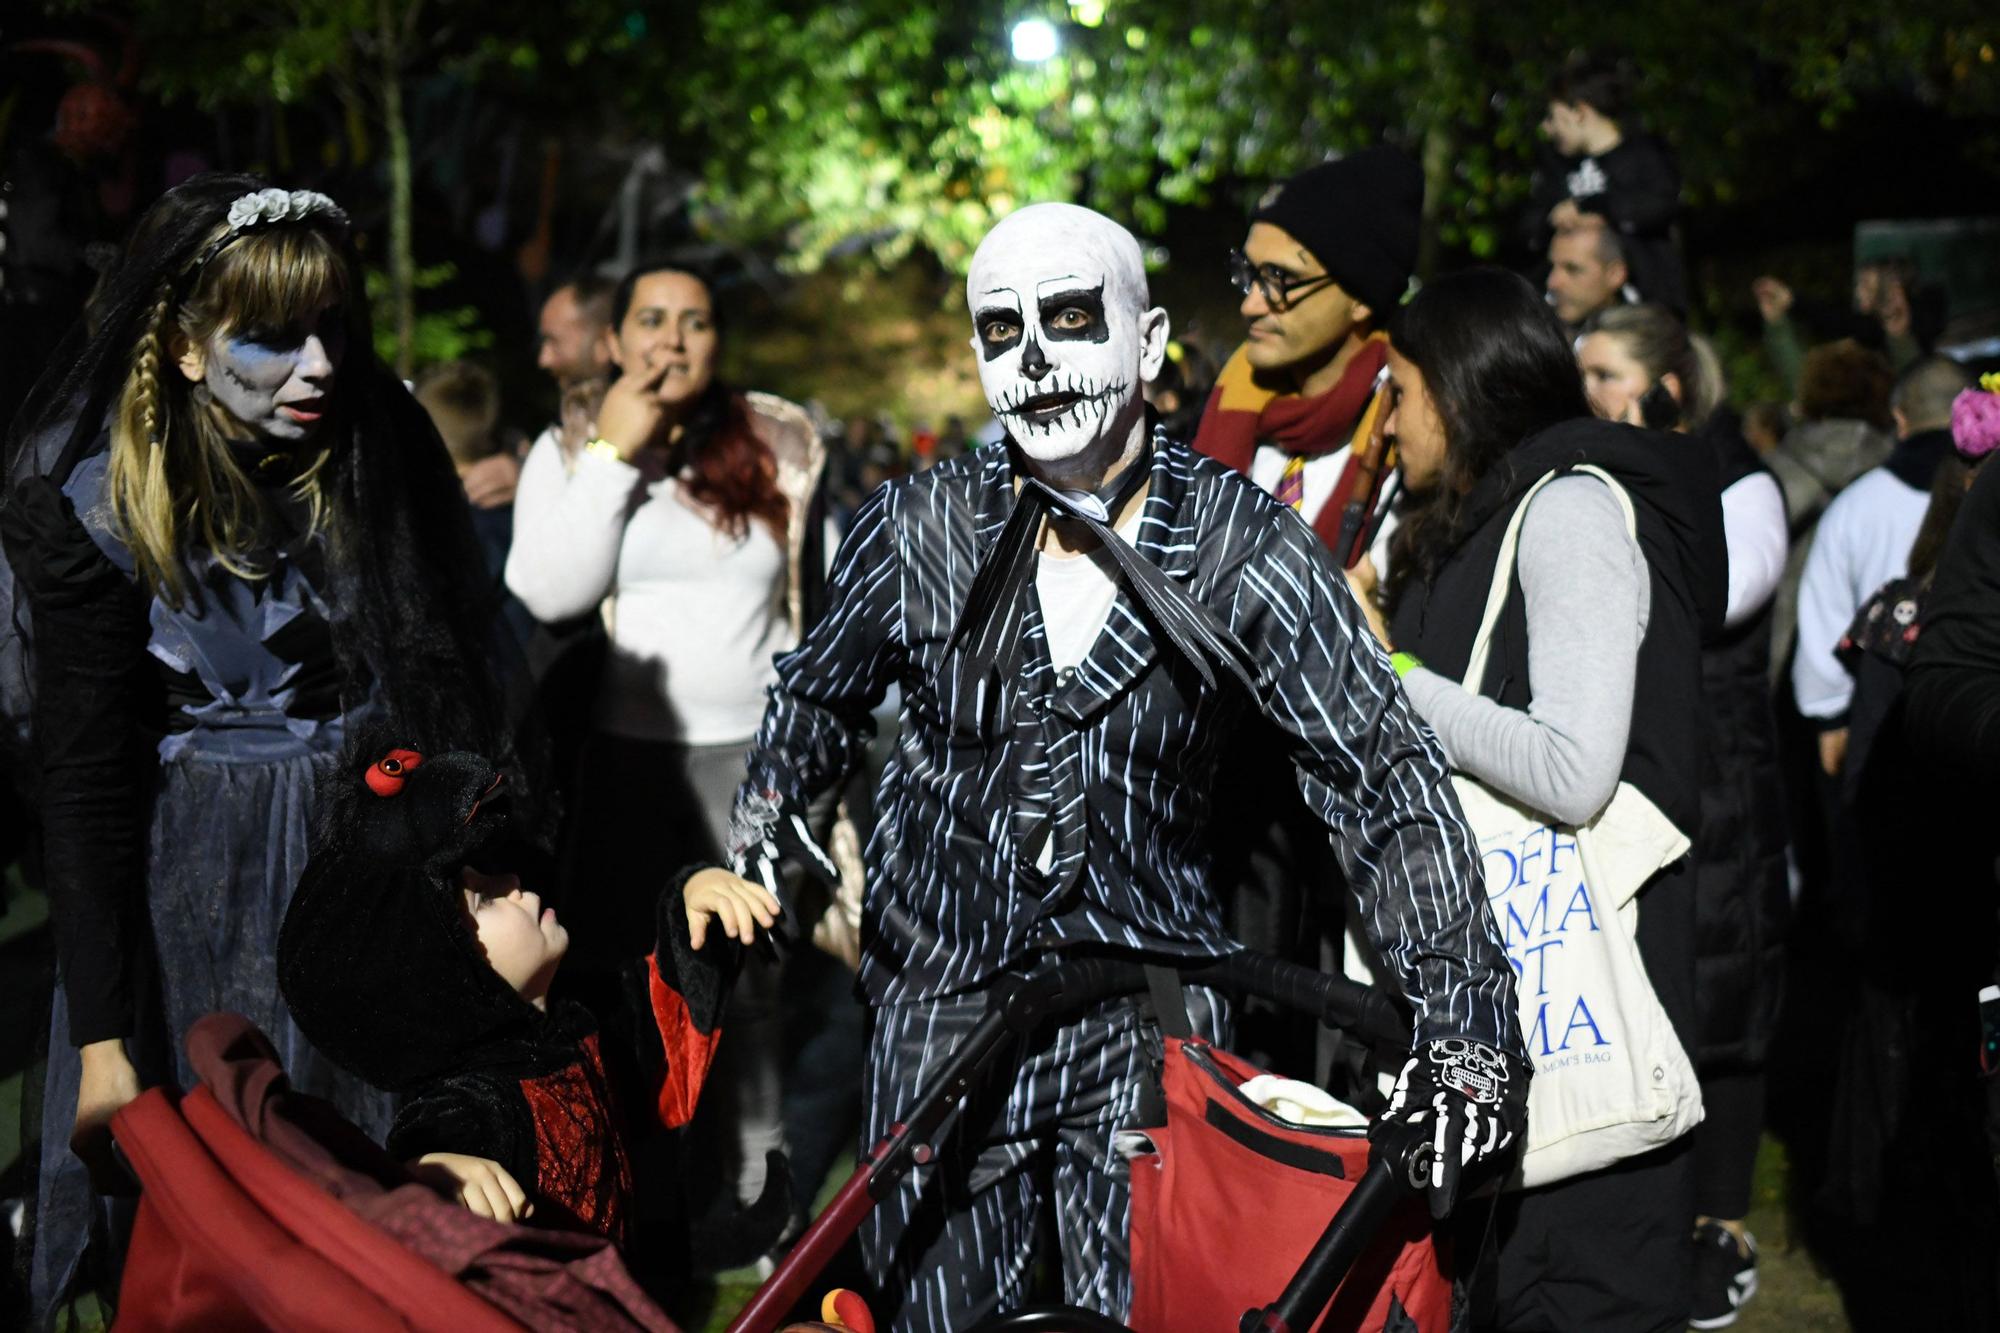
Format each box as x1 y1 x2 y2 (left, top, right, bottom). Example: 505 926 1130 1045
365 748 425 797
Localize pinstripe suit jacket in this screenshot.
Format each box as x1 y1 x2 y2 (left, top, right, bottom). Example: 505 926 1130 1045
736 434 1521 1052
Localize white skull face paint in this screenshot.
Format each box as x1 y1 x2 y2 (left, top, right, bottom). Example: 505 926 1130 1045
966 203 1168 468
199 302 347 443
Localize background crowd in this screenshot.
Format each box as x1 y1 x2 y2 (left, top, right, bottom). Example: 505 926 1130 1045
3 10 2000 1333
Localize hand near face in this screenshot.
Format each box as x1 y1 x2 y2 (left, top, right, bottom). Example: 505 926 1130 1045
684 867 782 951
1547 198 1584 233
592 358 675 460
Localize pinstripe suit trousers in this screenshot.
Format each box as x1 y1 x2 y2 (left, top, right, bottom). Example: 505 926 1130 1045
859 984 1228 1332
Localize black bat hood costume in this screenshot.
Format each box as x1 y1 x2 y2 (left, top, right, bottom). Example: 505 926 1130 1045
278 720 782 1257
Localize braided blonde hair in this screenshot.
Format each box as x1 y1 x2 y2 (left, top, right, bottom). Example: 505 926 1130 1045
106 221 348 605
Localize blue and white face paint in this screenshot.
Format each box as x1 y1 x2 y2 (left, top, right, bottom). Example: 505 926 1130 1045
191 303 347 444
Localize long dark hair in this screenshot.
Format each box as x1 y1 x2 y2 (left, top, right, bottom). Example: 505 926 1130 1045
1384 267 1593 610
609 260 789 542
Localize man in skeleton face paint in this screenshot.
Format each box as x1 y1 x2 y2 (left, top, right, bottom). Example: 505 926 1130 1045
728 203 1525 1330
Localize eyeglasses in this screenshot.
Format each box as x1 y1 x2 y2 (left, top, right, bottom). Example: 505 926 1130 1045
1228 249 1338 312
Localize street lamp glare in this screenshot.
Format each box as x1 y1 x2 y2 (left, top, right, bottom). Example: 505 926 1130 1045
1010 18 1061 63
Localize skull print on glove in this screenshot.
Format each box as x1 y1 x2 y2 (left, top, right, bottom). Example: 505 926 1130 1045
1368 1036 1529 1220
725 787 841 947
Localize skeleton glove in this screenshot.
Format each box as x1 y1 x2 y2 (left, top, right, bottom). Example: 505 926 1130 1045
1369 1037 1528 1220
725 786 841 944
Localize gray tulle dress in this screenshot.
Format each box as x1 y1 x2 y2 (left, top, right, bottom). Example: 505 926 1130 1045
30 452 397 1317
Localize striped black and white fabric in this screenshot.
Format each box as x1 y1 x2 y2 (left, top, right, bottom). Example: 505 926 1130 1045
734 431 1519 1055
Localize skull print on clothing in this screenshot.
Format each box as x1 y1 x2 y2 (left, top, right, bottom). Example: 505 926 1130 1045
1370 1035 1528 1220
965 203 1169 473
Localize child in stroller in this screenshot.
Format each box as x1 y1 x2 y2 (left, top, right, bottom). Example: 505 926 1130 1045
276 726 787 1260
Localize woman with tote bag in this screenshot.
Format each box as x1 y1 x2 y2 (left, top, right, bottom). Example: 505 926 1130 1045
1343 269 1727 1332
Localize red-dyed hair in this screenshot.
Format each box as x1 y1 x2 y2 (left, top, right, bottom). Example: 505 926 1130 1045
684 391 790 544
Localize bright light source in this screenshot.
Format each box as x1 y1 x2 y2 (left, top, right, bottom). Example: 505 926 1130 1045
1010 18 1060 63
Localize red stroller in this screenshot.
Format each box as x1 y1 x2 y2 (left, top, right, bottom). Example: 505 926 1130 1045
728 951 1451 1333
109 1013 675 1332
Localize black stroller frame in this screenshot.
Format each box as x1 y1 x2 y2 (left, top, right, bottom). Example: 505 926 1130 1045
728 950 1428 1333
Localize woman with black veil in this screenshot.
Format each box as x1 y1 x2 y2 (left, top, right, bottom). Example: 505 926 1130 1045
0 173 532 1317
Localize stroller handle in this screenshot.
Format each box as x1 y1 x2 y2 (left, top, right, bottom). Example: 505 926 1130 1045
992 950 1409 1049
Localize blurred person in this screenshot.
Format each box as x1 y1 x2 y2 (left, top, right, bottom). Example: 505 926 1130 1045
1545 220 1634 337
504 257 844 1227
1811 381 2000 1329
1349 268 1724 1331
1580 305 1790 1328
535 273 617 392
1741 401 1790 456
1752 259 1933 395
1792 356 1970 776
1 174 528 1316
413 360 536 652
1142 337 1215 441
1761 339 1897 674
1190 147 1421 1075
1530 51 1684 312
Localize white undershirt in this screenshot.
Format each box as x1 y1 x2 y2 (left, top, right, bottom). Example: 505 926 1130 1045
1031 511 1139 870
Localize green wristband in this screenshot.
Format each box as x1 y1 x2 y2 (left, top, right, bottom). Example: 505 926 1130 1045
1389 651 1423 679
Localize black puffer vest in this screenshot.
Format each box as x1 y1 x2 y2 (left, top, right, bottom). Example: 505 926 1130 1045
1388 419 1725 841
1691 422 1791 1066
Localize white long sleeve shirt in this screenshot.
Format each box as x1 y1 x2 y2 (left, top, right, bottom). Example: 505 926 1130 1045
505 435 794 743
1790 465 1932 720
1721 470 1787 629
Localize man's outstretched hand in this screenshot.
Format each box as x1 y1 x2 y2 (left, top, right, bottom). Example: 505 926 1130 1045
1369 1037 1528 1219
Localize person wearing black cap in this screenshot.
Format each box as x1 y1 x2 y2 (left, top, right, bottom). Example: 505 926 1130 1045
1192 148 1422 1079
1192 145 1420 566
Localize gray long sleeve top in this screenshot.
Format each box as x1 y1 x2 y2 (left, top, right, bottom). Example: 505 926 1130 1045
1401 475 1651 827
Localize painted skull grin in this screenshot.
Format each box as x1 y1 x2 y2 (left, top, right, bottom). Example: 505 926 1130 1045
997 372 1128 437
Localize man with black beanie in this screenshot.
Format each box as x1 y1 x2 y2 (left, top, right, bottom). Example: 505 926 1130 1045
1192 147 1421 1081
1192 145 1419 566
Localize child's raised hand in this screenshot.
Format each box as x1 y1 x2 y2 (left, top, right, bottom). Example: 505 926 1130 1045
410 1152 534 1223
685 867 782 950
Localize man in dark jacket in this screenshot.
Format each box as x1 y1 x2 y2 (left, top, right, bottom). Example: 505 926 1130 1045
728 203 1525 1332
1529 54 1684 314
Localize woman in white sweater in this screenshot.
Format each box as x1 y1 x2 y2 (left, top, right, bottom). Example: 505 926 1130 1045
505 260 830 1216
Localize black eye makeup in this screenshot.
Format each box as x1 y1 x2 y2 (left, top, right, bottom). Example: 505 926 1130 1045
975 307 1024 361
1037 284 1108 344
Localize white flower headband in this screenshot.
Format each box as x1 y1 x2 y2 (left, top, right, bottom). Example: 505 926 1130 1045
185 187 351 281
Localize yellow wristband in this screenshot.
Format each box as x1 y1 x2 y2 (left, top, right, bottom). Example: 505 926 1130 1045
1390 651 1422 679
582 437 623 463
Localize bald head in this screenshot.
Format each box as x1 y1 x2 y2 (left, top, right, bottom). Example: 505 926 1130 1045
1893 355 1973 436
968 203 1150 317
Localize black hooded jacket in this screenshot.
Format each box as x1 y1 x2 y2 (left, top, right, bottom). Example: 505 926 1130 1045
277 730 739 1248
